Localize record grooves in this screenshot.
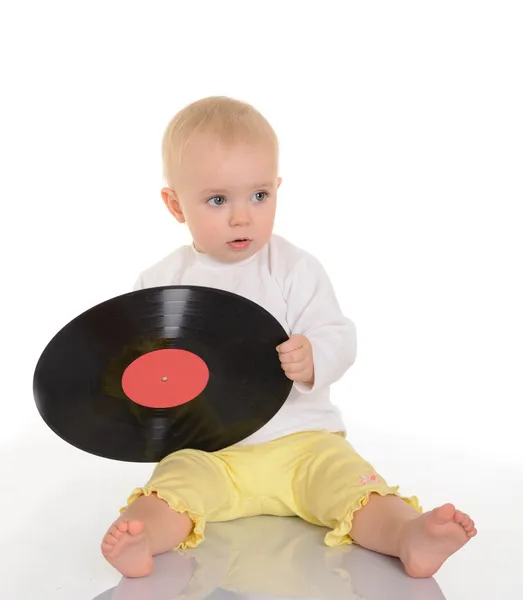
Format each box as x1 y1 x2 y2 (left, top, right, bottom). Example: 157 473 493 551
33 286 292 462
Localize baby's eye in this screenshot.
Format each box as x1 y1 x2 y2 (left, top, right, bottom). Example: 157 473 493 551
251 191 267 202
207 196 226 206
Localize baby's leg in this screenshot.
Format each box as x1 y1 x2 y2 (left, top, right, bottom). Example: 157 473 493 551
101 492 193 578
101 447 242 578
292 432 477 578
350 494 477 578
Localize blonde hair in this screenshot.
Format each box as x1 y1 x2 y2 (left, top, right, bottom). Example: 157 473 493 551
161 96 279 189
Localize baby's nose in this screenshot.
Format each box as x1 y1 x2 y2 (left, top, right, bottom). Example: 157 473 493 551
230 207 251 225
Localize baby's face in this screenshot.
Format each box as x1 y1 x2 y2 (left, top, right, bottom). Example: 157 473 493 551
166 133 280 263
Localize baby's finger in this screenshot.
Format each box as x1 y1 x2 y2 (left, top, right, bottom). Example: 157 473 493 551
282 361 306 374
278 349 304 364
282 366 310 381
276 339 303 354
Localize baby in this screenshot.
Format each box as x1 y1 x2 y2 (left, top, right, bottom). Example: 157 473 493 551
101 96 476 579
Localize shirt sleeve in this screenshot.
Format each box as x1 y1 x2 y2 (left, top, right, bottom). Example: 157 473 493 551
283 253 357 393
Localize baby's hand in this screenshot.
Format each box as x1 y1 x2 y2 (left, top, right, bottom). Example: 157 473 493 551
276 334 314 386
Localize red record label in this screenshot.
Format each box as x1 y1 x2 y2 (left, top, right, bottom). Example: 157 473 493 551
121 349 209 408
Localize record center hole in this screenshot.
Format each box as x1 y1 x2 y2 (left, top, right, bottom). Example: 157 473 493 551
161 376 168 382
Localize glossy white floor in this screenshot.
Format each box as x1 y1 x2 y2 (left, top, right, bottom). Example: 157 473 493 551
4 426 521 600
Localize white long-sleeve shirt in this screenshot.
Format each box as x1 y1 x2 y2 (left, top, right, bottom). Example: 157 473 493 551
133 234 357 445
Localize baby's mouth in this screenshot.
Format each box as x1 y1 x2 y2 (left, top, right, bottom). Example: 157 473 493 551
227 238 252 249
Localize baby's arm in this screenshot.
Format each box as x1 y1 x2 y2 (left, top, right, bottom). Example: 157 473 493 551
283 253 356 393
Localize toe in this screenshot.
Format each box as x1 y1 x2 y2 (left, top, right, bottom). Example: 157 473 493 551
434 503 456 523
104 533 118 545
460 515 471 527
454 509 467 523
112 527 125 540
455 512 475 531
128 520 145 536
101 541 115 556
116 521 129 535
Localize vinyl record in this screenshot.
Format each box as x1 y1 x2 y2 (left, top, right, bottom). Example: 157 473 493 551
33 285 292 462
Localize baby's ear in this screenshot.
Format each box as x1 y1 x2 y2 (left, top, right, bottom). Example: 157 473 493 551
161 187 185 223
277 177 282 189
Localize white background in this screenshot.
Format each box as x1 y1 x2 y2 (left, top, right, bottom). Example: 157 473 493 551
1 1 522 599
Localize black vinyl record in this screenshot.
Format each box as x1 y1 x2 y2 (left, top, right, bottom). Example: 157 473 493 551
33 285 292 462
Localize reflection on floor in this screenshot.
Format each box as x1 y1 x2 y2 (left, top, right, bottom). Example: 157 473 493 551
93 515 446 600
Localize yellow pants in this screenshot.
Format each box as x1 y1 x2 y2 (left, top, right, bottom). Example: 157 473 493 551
122 430 420 548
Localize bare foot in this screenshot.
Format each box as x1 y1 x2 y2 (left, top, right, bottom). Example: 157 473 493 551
101 520 154 578
399 503 477 578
